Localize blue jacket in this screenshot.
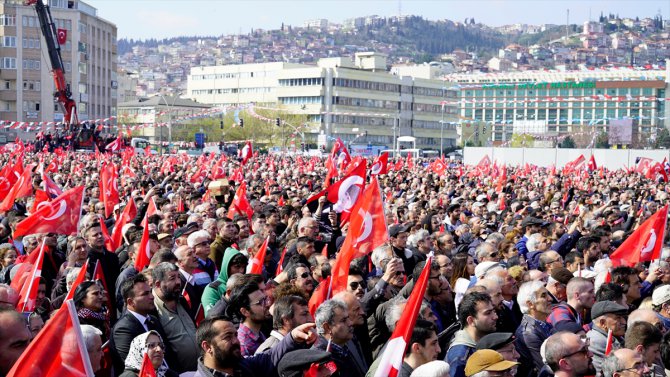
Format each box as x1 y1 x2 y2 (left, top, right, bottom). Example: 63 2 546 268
446 330 476 377
515 314 554 377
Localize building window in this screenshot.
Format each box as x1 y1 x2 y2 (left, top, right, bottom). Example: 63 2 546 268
1 58 16 69
0 15 16 26
1 36 15 47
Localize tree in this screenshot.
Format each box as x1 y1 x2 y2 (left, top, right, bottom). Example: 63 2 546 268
595 131 610 149
559 136 576 148
655 127 670 149
509 134 535 148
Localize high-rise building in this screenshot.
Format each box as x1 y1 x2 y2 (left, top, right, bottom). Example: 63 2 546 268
187 53 459 151
0 0 117 138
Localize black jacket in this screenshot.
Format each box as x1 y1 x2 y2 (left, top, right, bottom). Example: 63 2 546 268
111 311 172 377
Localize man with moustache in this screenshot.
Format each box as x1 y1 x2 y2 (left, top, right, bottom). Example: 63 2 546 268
586 300 629 375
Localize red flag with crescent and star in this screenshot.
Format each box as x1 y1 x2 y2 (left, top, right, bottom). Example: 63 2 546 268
370 152 388 176
13 186 84 238
609 205 668 266
56 28 67 44
134 215 152 271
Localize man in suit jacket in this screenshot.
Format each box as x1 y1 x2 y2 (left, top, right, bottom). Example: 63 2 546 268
111 274 171 376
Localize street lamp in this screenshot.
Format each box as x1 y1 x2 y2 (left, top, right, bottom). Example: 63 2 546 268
156 90 182 154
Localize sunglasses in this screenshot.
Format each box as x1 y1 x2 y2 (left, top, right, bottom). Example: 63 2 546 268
349 281 366 290
395 271 406 276
299 272 310 279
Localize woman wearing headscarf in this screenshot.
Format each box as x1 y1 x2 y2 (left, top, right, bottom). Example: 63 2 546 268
119 331 178 377
73 280 110 341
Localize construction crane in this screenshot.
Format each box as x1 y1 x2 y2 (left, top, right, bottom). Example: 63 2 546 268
26 0 96 149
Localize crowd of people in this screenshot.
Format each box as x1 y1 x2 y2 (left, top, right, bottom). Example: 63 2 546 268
0 146 669 377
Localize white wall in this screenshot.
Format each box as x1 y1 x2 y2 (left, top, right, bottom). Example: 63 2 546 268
464 147 670 170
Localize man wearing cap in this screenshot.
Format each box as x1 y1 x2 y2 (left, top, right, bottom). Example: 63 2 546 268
547 267 573 304
652 284 670 332
516 217 543 259
277 349 336 377
187 230 216 285
586 300 628 374
174 222 200 248
544 332 596 377
515 281 554 377
476 333 519 363
389 223 421 274
464 349 519 377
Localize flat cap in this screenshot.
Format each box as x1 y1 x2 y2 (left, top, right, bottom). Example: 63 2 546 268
476 332 515 351
590 300 628 319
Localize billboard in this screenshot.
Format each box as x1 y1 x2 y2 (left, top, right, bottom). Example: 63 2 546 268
512 120 548 135
608 119 633 145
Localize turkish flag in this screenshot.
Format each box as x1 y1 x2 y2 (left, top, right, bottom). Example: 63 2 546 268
0 165 33 211
609 205 668 265
110 199 137 252
587 155 597 172
604 329 614 356
646 162 668 182
329 176 388 296
93 260 113 319
636 157 654 175
15 241 45 313
431 158 448 175
138 350 157 377
330 138 351 171
406 152 414 170
105 136 123 152
306 160 366 225
374 256 432 377
211 158 226 180
7 300 95 377
42 171 63 197
31 189 50 213
134 215 152 271
99 215 114 251
141 197 157 228
495 165 507 194
308 276 331 317
227 181 253 220
13 186 85 238
394 159 403 171
564 154 586 173
246 236 269 275
194 304 205 327
0 161 20 199
100 162 119 218
275 247 287 276
56 28 67 45
241 141 253 165
65 258 89 301
370 152 388 176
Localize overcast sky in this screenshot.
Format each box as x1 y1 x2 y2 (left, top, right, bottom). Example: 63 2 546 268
85 0 670 40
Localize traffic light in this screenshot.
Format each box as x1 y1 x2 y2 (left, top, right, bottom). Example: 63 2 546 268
239 118 244 128
276 118 281 127
300 142 305 151
220 121 223 130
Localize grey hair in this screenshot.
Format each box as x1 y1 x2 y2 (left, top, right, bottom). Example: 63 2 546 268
315 300 347 335
483 267 505 285
518 280 546 314
66 267 82 287
407 229 429 248
80 324 102 352
386 297 408 332
245 234 265 251
601 353 625 377
371 245 392 270
475 242 496 261
151 262 179 283
486 232 505 246
526 233 543 252
410 360 450 377
202 218 216 230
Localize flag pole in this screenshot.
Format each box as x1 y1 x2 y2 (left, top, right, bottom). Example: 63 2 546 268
20 239 45 313
66 300 96 377
77 187 86 236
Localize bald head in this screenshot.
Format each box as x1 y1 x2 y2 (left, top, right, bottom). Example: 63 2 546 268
333 291 364 326
0 285 18 309
628 308 662 328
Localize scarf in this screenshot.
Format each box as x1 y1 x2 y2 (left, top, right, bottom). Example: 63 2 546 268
77 307 110 337
124 330 170 377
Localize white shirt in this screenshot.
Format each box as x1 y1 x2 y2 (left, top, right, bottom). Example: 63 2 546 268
129 309 149 332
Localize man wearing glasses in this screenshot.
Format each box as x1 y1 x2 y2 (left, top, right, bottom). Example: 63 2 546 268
229 281 271 357
600 348 651 377
544 332 596 377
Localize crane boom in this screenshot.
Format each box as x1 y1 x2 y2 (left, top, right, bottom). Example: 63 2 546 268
27 0 78 126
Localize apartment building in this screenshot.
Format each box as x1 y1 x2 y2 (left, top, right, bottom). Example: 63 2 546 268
187 53 459 151
0 0 117 138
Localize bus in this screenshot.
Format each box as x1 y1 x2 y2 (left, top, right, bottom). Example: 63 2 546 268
380 149 439 159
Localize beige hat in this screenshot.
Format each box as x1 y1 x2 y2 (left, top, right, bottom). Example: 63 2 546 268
465 349 519 376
